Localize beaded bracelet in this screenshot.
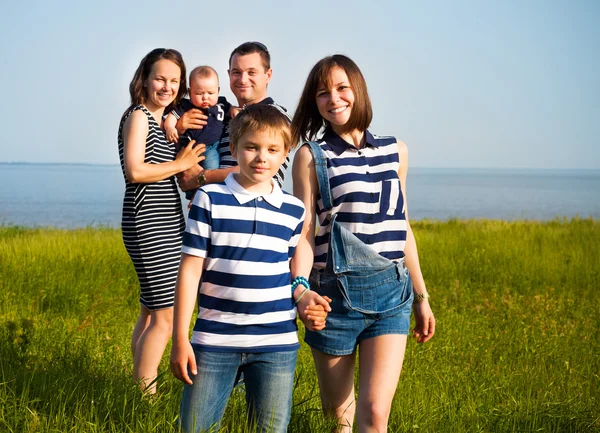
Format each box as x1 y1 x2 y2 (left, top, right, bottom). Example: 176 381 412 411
290 276 310 295
291 276 311 305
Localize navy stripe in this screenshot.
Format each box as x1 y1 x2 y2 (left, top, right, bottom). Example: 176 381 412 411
193 319 297 335
192 343 299 353
199 294 293 314
329 170 398 190
332 191 379 208
204 270 290 289
210 245 287 263
182 231 209 251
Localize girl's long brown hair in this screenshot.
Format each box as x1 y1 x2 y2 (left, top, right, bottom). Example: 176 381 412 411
291 54 373 145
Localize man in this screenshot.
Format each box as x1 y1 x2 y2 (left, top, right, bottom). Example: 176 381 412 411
176 41 290 193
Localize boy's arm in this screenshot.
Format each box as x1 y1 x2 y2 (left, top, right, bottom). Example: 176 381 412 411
170 253 205 384
164 113 179 143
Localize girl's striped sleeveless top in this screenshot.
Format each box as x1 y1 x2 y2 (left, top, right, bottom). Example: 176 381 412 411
313 128 407 268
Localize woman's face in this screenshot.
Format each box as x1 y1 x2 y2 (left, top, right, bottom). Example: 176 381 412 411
144 59 181 109
316 66 355 129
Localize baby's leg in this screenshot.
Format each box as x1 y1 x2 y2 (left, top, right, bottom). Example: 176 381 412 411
200 140 221 170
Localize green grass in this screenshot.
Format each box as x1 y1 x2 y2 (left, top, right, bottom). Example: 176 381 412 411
1 219 599 432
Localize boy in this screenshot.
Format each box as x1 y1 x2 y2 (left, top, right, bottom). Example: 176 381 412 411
164 66 229 199
170 104 331 433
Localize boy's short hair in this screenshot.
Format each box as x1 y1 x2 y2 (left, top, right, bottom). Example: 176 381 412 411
228 41 271 71
229 105 291 150
189 65 219 83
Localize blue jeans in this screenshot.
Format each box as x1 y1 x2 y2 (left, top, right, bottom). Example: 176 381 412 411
184 140 220 200
179 348 298 433
200 139 220 170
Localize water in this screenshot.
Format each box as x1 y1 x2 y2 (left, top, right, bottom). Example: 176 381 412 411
1 163 598 228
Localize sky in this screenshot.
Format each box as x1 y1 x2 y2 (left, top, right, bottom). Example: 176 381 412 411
0 0 598 170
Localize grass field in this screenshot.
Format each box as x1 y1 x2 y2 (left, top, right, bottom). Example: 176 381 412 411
1 219 598 432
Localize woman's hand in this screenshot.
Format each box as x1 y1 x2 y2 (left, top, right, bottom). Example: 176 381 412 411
412 299 435 343
175 140 206 172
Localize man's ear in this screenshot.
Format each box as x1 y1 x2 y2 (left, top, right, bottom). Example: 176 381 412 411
265 68 273 84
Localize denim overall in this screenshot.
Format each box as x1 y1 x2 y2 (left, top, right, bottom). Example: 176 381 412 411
304 141 414 356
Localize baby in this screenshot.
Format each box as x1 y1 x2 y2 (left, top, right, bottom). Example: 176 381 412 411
165 66 230 198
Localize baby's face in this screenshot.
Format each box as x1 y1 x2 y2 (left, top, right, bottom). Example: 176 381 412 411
189 75 219 109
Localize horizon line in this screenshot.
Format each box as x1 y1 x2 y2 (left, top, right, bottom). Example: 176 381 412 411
1 161 599 172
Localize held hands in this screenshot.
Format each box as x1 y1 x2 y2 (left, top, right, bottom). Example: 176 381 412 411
175 140 206 172
170 340 197 385
297 291 332 332
412 299 435 343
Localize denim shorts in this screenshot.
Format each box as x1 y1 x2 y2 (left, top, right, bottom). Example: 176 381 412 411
305 261 414 356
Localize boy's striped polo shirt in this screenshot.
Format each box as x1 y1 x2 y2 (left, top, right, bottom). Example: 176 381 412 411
182 174 305 353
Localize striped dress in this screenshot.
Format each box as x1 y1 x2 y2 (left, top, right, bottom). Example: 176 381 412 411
313 128 408 268
182 174 305 353
118 105 186 310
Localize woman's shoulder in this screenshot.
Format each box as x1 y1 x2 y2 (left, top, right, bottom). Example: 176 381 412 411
120 105 150 135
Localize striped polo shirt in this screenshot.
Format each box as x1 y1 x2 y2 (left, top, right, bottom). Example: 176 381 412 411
182 173 305 353
313 128 407 268
218 97 290 187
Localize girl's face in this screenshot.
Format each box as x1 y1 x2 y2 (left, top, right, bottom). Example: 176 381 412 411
316 66 355 130
144 59 181 110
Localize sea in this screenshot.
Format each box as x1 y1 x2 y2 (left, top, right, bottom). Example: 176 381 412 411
1 163 598 228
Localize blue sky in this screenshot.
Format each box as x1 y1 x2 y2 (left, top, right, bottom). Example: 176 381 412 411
1 0 598 169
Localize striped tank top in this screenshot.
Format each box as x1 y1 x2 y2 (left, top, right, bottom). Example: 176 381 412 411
313 128 407 268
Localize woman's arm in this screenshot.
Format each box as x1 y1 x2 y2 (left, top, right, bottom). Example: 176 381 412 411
397 141 436 343
122 110 205 184
292 145 331 329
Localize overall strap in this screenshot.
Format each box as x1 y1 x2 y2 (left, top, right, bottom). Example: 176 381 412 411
305 141 334 212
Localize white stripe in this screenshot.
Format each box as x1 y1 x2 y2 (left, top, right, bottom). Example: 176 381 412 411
191 331 298 348
203 282 290 302
198 308 296 325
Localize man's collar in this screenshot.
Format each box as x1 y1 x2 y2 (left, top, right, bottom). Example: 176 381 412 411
238 96 274 108
224 173 283 208
322 127 379 156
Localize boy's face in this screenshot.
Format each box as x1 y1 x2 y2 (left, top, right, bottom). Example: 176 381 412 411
189 74 219 109
229 53 272 105
230 129 288 194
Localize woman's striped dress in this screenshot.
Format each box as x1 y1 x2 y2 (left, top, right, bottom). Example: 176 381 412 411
118 105 185 310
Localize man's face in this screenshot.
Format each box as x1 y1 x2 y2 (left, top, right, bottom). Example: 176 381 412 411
228 52 272 106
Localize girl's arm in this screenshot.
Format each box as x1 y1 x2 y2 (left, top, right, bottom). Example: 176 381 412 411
170 253 204 384
122 110 204 184
292 145 331 330
397 141 436 343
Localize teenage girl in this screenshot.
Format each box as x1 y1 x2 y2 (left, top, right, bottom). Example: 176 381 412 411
291 54 435 432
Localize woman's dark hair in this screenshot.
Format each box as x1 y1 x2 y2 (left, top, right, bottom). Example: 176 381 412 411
123 48 187 119
291 54 373 145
